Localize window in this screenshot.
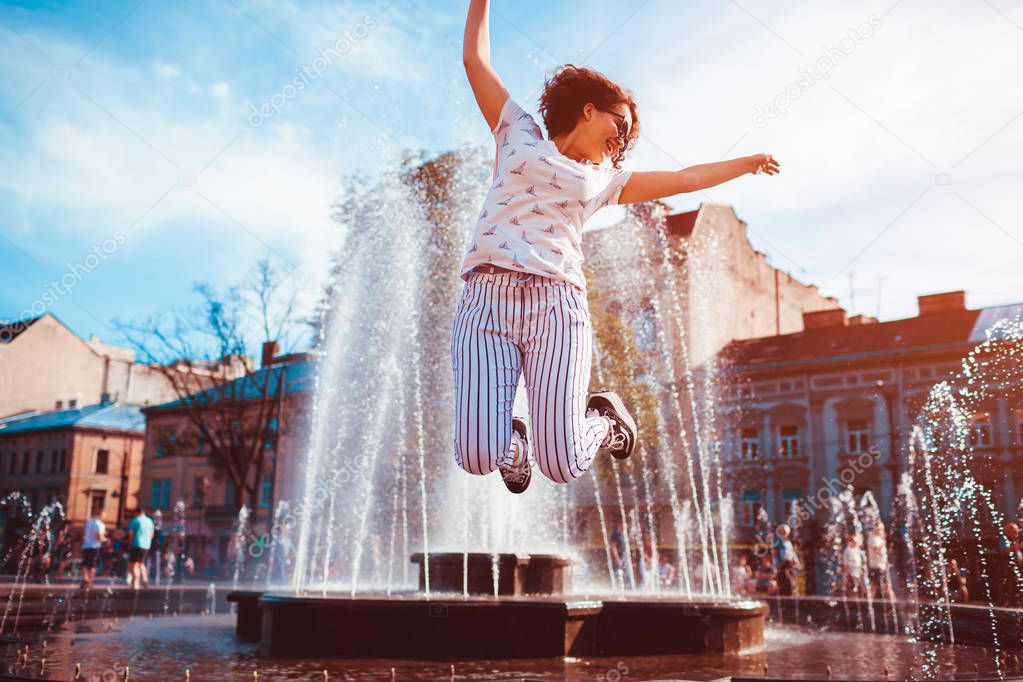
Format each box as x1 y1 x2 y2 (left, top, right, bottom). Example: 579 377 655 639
740 428 760 461
8 453 15 475
68 399 77 409
197 432 210 456
968 413 994 448
155 426 176 458
21 452 29 474
741 490 762 526
150 478 172 510
192 476 208 508
778 425 800 458
35 450 45 473
50 449 58 473
260 472 273 507
95 449 109 474
55 400 63 410
224 478 237 508
90 492 105 518
782 488 802 521
846 419 870 454
59 449 67 473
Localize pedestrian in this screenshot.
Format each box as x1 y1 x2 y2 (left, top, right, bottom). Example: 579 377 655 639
638 534 657 590
866 526 893 600
753 556 778 595
658 553 676 589
127 507 155 589
80 510 107 589
732 554 753 596
946 558 969 603
773 523 801 596
841 534 866 598
609 520 630 588
453 0 780 494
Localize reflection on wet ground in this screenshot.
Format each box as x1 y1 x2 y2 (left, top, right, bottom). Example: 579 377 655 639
2 614 1022 680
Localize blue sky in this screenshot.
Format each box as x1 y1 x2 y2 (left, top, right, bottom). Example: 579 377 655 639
2 0 1023 353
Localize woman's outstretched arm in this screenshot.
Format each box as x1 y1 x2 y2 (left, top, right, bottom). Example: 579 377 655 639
463 0 509 132
618 154 780 205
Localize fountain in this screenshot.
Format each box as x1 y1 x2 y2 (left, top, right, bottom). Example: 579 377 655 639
228 152 766 660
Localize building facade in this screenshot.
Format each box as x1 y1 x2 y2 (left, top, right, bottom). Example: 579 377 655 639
138 346 313 576
0 402 146 560
717 291 1023 535
0 313 248 420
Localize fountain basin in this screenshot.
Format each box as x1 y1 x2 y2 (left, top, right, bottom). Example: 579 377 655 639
765 594 1023 650
409 552 572 596
225 590 263 642
253 592 767 659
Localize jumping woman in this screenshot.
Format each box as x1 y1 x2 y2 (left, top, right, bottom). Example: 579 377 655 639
453 0 781 494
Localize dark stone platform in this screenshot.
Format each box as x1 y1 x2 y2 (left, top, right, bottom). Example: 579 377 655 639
766 594 1023 651
253 592 767 659
0 582 232 636
225 589 263 642
410 552 572 596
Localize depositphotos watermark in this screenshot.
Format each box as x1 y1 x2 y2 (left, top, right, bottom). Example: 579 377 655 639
248 16 379 127
753 444 882 557
0 230 128 342
752 15 883 128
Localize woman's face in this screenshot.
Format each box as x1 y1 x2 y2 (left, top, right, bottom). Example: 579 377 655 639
579 101 632 164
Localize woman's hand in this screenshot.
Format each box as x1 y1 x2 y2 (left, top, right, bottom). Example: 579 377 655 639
750 153 781 175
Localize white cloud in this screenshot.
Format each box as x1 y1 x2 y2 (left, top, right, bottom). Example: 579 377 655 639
154 62 181 79
594 0 1023 319
211 81 230 99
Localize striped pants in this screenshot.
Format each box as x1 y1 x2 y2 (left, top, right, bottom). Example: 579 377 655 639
450 270 611 484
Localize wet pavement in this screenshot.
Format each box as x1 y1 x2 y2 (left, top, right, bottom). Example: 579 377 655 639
2 614 1023 680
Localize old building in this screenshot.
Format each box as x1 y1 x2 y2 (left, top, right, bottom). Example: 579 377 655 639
718 290 1023 535
0 401 145 558
583 202 842 368
138 344 314 575
0 313 249 419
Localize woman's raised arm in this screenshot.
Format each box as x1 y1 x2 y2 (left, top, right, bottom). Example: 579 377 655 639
463 0 509 132
618 154 781 205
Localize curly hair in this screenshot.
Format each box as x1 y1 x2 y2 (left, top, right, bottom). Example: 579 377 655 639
538 65 639 169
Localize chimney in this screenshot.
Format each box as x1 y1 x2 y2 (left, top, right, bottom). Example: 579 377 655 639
261 340 280 368
802 308 848 330
917 291 966 315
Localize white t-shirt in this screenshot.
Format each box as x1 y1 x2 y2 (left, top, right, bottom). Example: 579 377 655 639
83 518 105 550
867 534 888 570
842 545 864 577
459 96 633 291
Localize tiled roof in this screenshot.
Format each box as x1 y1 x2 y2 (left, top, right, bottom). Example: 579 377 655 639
720 303 1022 370
0 402 145 436
145 358 317 411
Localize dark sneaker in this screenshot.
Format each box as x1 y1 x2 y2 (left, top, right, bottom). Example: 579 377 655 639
499 417 532 494
587 391 637 460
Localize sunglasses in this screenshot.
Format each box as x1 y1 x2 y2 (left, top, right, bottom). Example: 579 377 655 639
597 106 631 159
597 106 630 145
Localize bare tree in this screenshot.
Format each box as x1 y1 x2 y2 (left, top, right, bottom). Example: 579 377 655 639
115 255 304 521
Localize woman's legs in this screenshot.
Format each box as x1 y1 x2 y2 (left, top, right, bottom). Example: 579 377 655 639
450 276 522 476
521 281 611 484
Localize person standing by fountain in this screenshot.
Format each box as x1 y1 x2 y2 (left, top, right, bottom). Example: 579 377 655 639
456 0 781 493
79 509 107 589
841 533 866 598
127 507 155 589
772 523 801 596
866 525 893 601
